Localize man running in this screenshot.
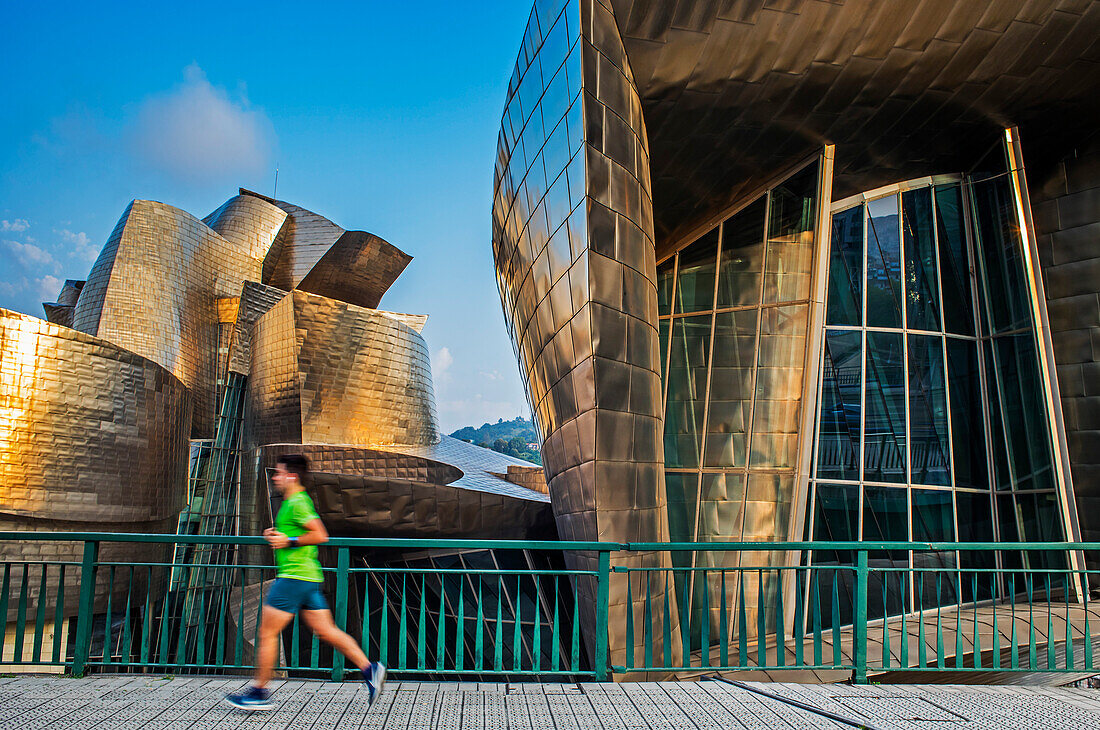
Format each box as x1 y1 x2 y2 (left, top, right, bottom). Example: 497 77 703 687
225 454 386 711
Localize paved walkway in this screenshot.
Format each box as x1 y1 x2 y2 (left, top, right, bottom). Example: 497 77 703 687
2 675 1100 729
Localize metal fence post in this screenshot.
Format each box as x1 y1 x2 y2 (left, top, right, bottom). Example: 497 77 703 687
594 549 611 681
332 547 350 681
853 550 868 684
70 540 99 677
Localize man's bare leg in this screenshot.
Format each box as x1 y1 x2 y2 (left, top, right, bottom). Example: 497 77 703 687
255 605 295 688
301 609 369 669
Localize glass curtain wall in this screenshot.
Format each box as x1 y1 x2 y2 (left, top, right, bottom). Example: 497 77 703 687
657 160 820 645
810 166 1068 627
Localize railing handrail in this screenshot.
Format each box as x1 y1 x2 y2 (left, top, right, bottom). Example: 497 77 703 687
4 533 1100 552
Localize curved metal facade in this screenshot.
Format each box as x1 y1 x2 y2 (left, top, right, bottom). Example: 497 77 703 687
72 199 272 437
247 289 439 449
0 309 191 523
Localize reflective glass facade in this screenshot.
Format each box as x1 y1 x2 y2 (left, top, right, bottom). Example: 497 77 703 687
656 160 821 632
810 170 1070 621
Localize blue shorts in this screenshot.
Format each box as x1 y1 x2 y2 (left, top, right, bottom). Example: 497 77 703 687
264 577 329 614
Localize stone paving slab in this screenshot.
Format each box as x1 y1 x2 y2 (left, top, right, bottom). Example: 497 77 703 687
0 675 1098 729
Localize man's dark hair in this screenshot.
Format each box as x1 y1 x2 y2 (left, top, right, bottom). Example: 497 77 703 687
277 454 310 483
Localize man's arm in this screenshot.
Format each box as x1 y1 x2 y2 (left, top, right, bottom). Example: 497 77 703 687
265 518 328 548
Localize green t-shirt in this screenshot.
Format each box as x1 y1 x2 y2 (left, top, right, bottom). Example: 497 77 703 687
273 491 324 583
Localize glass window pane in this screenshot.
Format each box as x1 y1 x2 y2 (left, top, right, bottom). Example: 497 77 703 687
663 314 712 468
657 259 675 316
816 330 861 481
956 491 995 579
864 331 906 483
811 483 858 629
863 486 908 618
750 304 808 468
934 184 974 336
704 309 756 468
674 229 718 314
984 339 1013 491
946 339 987 490
665 472 699 574
972 177 1032 334
658 317 670 382
764 162 818 303
911 488 956 607
907 334 950 486
991 333 1056 492
826 205 863 326
1017 491 1066 570
866 194 902 328
902 187 940 332
697 472 746 543
716 197 765 308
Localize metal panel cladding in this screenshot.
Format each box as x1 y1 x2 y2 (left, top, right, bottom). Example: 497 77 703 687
492 0 677 668
72 199 276 438
0 309 191 523
247 290 440 449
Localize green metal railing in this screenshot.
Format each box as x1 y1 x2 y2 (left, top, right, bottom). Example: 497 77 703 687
1 533 1098 682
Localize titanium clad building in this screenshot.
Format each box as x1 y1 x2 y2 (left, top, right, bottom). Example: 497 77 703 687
492 0 1100 661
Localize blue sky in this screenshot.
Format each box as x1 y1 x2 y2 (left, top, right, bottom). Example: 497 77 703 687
0 0 533 433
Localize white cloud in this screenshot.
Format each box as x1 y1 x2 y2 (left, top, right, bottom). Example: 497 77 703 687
432 346 454 380
479 369 505 381
55 229 98 262
35 275 63 303
4 239 55 268
128 63 275 183
1 219 29 232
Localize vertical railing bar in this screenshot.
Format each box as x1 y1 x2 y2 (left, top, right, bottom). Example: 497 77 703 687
362 571 372 668
475 576 485 672
398 573 408 670
156 583 171 667
663 569 673 668
234 567 245 667
738 568 747 666
756 570 765 669
549 578 558 673
174 565 189 667
332 547 350 680
793 568 803 668
881 573 890 669
991 572 1000 670
71 541 99 676
774 567 784 669
456 574 465 672
954 571 963 669
720 569 729 668
493 575 503 672
215 590 227 668
436 574 446 672
1027 571 1036 670
1085 582 1093 672
625 569 635 671
102 565 115 666
15 564 31 665
119 567 134 666
419 574 429 672
831 569 840 667
309 620 320 670
854 552 867 683
379 573 390 666
700 567 711 669
1045 572 1054 670
290 608 300 668
683 568 693 669
643 570 652 669
0 564 10 662
570 576 580 673
195 587 207 669
532 573 541 674
1064 572 1074 670
1010 573 1019 670
52 564 66 665
971 572 980 669
512 574 522 673
917 573 926 668
32 563 48 663
899 571 908 668
812 569 821 667
936 572 944 669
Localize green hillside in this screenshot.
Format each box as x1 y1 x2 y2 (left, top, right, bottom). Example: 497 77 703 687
450 417 541 465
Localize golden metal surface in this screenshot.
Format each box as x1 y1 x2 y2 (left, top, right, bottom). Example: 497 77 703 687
0 309 191 523
493 0 678 668
295 231 412 310
247 290 439 449
72 199 273 438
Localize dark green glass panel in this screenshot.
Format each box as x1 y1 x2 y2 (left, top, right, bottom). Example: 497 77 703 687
811 483 857 628
674 228 718 314
657 260 675 317
863 486 908 618
816 330 861 480
663 314 712 468
956 491 995 596
864 331 906 483
716 197 766 308
946 338 987 490
984 339 1012 491
703 309 756 468
971 176 1031 334
934 184 974 336
991 334 1056 492
908 334 950 486
912 488 957 607
866 195 902 328
996 494 1023 571
902 187 940 332
826 205 863 326
764 161 818 303
1017 492 1066 571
